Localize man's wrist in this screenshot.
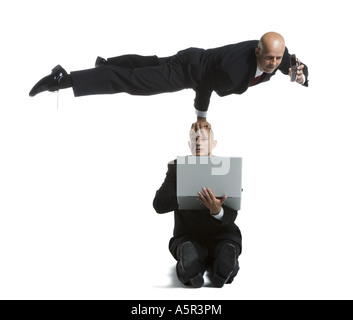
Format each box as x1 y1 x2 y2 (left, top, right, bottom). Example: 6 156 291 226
197 116 207 122
210 207 224 220
300 74 306 85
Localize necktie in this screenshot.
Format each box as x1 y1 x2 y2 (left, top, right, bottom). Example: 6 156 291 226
251 75 262 86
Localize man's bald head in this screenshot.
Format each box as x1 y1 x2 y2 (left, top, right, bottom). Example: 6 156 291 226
255 32 286 73
259 32 285 52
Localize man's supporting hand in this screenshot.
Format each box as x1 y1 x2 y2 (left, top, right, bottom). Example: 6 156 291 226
192 117 212 131
198 187 227 215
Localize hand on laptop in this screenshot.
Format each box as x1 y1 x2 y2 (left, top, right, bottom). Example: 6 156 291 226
198 187 227 215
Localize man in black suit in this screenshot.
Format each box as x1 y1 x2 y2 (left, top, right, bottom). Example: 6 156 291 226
29 32 308 126
153 123 242 288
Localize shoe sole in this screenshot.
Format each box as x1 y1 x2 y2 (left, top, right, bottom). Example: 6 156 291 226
178 242 204 288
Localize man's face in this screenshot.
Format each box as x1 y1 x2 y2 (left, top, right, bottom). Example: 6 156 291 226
189 128 216 156
255 44 285 74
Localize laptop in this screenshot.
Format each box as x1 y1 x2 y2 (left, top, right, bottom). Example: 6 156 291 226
176 156 242 211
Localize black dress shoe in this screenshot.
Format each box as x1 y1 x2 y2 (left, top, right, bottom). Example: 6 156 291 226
29 65 70 97
176 241 204 288
209 243 238 288
95 56 107 67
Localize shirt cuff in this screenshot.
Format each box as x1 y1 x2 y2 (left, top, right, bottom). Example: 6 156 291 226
195 109 208 118
211 207 224 220
301 74 306 85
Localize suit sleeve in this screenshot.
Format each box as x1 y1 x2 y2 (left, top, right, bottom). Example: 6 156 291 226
194 67 235 112
153 162 179 214
194 85 213 113
221 206 238 226
279 47 309 87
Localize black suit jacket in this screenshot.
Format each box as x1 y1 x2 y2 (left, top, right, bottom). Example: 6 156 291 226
177 40 309 112
153 160 242 247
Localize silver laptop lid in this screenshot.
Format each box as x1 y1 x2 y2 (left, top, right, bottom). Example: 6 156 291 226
176 156 242 210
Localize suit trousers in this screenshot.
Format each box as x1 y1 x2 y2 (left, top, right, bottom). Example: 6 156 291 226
70 54 189 97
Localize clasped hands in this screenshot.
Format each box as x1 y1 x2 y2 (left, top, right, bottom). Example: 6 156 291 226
198 187 227 215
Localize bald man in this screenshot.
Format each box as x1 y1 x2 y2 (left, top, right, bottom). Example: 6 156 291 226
29 32 308 126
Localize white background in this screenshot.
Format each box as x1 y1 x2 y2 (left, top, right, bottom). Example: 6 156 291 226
1 0 352 300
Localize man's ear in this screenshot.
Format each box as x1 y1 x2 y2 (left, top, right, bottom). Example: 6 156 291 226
213 140 217 149
255 47 260 57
